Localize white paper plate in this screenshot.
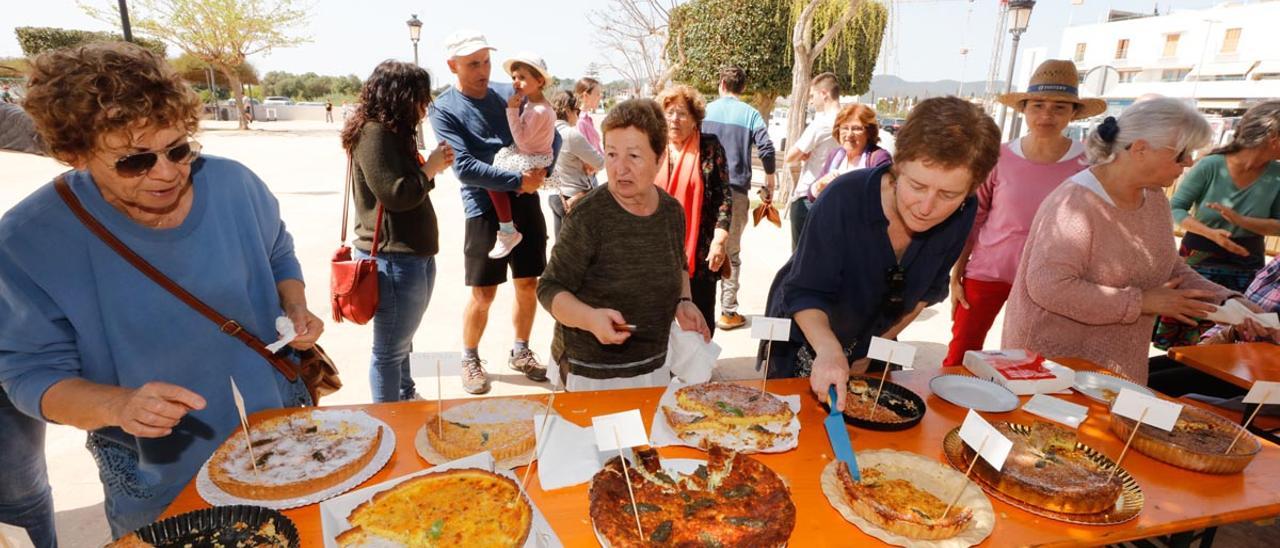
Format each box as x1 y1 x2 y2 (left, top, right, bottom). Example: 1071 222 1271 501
929 375 1019 413
1072 371 1154 404
196 410 395 510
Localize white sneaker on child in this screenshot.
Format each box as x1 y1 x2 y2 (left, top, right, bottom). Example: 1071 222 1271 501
488 230 523 259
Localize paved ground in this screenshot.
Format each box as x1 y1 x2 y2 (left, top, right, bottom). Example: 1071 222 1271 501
0 120 1271 546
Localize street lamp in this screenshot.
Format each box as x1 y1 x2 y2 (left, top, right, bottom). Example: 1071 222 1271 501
407 14 423 66
406 14 425 148
997 0 1036 134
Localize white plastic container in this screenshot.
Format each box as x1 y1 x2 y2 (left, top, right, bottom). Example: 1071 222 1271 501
962 349 1075 396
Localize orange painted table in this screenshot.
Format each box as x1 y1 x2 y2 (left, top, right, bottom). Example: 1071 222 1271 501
1168 342 1280 389
163 360 1280 547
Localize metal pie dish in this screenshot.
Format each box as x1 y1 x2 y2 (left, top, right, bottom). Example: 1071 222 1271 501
942 424 1144 525
843 375 927 431
123 505 299 547
1109 405 1261 474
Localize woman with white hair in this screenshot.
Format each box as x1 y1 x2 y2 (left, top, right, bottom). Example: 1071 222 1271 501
1154 100 1280 348
1002 98 1249 383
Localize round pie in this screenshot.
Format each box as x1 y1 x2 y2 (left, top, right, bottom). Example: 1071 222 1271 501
423 399 540 463
966 422 1122 515
660 382 797 452
589 446 795 547
336 468 531 547
207 409 383 500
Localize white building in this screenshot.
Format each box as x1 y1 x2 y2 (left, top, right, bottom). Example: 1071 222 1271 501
1058 1 1280 113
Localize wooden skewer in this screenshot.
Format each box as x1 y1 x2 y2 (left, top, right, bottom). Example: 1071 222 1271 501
759 339 772 394
230 377 260 476
436 359 444 440
518 386 560 495
870 349 894 422
614 427 644 539
1226 388 1270 454
941 434 987 519
1108 407 1148 482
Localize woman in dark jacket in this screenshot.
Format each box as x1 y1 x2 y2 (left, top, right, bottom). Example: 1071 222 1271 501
341 60 453 402
762 97 1000 410
654 85 733 333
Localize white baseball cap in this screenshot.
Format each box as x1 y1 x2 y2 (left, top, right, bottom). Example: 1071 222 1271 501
444 29 496 58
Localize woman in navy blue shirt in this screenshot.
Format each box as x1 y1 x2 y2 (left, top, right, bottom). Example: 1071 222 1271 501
763 97 1002 410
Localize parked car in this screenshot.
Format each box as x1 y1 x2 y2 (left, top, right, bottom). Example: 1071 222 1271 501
263 96 294 105
880 117 906 135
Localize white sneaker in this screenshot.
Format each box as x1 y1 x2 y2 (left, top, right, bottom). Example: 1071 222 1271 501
488 230 523 259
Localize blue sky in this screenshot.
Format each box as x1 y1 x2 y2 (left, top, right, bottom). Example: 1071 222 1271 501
4 1 1223 85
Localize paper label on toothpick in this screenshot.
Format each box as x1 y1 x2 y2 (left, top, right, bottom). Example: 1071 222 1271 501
410 352 462 376
230 376 250 426
1111 388 1182 431
592 410 649 451
750 317 792 341
958 409 1013 471
1242 381 1280 405
867 337 916 370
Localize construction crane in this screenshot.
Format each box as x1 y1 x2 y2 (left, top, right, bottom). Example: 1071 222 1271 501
983 0 1011 114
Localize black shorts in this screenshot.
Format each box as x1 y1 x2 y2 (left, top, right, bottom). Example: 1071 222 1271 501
463 192 548 287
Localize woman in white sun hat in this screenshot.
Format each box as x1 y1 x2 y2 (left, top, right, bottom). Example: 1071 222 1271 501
486 52 556 259
944 58 1107 366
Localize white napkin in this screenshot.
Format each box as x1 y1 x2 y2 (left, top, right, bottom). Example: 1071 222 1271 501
265 316 297 353
1207 299 1280 330
666 321 720 384
533 413 615 490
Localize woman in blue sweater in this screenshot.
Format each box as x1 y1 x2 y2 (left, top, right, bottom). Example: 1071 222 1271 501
0 43 324 538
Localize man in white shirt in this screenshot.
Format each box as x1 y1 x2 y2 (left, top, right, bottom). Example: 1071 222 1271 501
783 73 842 250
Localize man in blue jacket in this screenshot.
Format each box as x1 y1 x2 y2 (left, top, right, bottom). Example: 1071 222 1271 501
429 30 560 393
701 65 777 330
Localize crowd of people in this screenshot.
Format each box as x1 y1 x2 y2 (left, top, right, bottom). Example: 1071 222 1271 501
0 28 1278 544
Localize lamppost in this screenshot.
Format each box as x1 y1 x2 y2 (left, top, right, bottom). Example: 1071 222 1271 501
407 14 424 147
118 0 133 42
407 14 423 66
997 0 1035 135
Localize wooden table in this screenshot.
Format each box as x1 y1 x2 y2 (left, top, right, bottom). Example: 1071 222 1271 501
163 360 1280 547
1169 342 1280 445
1168 342 1280 389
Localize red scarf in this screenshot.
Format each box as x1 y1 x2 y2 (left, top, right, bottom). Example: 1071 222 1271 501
656 135 703 276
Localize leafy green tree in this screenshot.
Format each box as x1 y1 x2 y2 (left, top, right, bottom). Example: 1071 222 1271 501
14 26 166 57
667 0 791 119
171 52 257 100
782 1 887 148
81 0 311 129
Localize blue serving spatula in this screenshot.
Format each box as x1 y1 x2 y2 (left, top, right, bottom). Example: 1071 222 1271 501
824 385 860 480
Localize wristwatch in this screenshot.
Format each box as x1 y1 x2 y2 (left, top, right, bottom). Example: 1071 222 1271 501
677 297 693 305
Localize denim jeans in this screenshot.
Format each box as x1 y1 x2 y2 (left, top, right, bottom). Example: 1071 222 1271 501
0 388 57 548
354 249 437 402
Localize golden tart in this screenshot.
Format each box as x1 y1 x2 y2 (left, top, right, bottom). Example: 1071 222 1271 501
422 400 540 462
835 462 972 540
207 409 383 500
337 468 531 547
966 422 1122 515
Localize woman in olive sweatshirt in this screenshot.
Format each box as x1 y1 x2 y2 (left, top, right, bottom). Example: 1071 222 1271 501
341 60 453 402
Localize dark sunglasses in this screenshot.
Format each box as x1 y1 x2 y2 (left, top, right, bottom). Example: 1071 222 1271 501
112 140 202 178
882 265 906 318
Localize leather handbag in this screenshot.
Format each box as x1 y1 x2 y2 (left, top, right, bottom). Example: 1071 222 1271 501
54 176 341 404
330 158 383 324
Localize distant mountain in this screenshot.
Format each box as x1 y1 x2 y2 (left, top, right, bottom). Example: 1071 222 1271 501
862 74 1001 99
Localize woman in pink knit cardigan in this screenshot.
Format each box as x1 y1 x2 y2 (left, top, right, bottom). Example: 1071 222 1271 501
1003 98 1250 383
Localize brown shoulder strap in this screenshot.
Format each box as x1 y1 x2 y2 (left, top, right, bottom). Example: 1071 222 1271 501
53 176 299 381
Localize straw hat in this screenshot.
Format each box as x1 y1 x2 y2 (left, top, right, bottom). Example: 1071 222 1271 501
502 52 553 85
998 59 1107 120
